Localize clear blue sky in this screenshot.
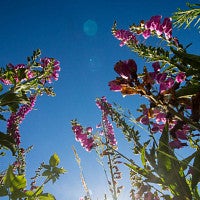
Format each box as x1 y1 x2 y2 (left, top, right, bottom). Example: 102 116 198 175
0 0 199 199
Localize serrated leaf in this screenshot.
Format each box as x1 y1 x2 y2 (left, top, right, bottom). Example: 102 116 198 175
49 153 60 167
191 150 200 189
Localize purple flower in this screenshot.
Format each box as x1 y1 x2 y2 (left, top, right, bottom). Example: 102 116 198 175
108 80 122 92
114 59 137 80
72 123 94 152
156 73 167 84
113 29 138 46
142 29 151 39
40 58 61 83
145 15 162 31
160 78 174 93
152 62 160 73
96 97 117 147
162 17 172 40
175 72 186 83
140 116 149 125
169 140 187 149
7 95 36 145
155 112 166 123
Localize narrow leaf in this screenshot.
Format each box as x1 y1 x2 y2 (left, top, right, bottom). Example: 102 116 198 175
192 149 200 189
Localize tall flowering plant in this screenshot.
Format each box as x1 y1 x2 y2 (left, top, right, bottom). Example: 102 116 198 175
71 97 123 200
0 49 66 199
71 4 200 200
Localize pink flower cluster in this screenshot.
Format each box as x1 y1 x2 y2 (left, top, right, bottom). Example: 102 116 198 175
7 95 36 145
96 97 117 147
113 29 138 47
148 62 186 93
139 105 189 149
142 16 172 40
72 123 94 152
40 58 61 83
0 63 34 85
0 58 61 86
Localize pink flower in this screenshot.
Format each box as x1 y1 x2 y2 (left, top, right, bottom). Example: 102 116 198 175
142 29 151 39
169 140 187 149
7 95 37 145
114 59 137 79
86 127 93 133
160 78 174 93
40 58 61 83
155 113 166 123
162 17 172 40
152 62 160 72
143 16 173 40
96 97 117 147
108 80 122 92
72 123 94 152
113 29 138 46
175 72 186 83
140 116 149 125
145 16 162 31
156 73 167 84
0 78 12 85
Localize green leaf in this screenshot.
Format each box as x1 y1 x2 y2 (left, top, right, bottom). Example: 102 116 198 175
0 186 8 196
49 153 60 167
191 149 200 189
10 189 26 199
42 170 51 177
147 142 157 169
3 165 26 190
34 186 44 196
3 165 14 188
37 193 56 200
180 151 197 171
0 132 16 155
176 83 200 98
141 145 146 167
42 164 51 170
24 190 34 197
125 163 162 184
12 174 27 190
52 167 67 174
0 84 3 92
157 124 192 198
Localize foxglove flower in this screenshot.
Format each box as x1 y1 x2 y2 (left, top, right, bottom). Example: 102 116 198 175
113 29 138 46
175 72 186 83
114 59 137 80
